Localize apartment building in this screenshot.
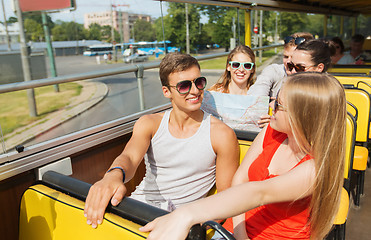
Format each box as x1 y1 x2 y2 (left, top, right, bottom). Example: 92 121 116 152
84 11 151 43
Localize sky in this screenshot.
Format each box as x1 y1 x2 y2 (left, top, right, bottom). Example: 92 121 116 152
2 0 169 24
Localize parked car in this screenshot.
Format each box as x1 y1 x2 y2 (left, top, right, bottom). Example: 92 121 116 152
123 53 149 63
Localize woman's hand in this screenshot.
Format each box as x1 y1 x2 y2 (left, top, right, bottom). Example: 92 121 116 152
258 114 271 128
140 209 193 240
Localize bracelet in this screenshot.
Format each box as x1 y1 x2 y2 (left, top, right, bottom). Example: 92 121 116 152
106 166 126 182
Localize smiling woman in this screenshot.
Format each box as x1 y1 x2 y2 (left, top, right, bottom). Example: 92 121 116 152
208 45 256 95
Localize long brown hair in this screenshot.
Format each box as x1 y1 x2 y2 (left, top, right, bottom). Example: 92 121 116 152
282 72 346 239
209 45 255 93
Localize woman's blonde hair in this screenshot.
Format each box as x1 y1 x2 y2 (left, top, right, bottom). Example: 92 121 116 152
281 72 346 239
209 45 255 93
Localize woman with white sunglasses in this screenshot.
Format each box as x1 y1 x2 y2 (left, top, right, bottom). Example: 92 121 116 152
208 45 256 95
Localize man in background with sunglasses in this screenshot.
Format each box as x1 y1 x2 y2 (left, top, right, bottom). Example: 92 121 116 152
84 52 239 229
247 32 313 128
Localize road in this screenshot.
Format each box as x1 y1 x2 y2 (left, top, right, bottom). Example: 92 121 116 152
27 55 224 145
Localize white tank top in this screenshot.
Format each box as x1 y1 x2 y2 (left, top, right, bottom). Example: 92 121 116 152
130 110 216 210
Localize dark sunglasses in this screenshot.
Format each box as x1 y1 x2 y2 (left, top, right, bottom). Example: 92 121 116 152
284 36 306 45
274 91 286 112
286 62 315 72
167 76 207 94
229 61 254 71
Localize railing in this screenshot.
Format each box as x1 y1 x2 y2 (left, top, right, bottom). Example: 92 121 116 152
0 44 282 181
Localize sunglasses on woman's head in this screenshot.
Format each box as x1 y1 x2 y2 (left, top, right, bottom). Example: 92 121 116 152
284 36 306 45
286 62 314 72
167 76 207 94
229 61 254 70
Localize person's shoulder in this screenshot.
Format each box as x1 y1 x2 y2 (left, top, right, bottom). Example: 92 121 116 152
338 54 355 64
136 112 164 128
209 115 236 136
261 63 284 75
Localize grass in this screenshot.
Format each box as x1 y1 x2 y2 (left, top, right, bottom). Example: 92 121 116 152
0 82 82 136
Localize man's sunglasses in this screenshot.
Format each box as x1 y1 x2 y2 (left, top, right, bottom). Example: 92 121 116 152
229 61 254 71
167 77 207 94
286 62 314 72
284 36 306 45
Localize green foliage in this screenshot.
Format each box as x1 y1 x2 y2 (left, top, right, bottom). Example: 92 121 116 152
23 13 54 42
87 23 102 40
134 19 156 41
51 21 87 41
7 17 18 23
24 18 43 41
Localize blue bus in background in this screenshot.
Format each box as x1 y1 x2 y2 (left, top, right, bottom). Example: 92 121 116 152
83 41 178 57
83 44 113 56
122 41 178 56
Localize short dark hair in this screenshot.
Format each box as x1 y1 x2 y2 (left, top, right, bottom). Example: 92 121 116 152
296 39 334 72
331 37 345 53
159 52 200 86
351 34 365 43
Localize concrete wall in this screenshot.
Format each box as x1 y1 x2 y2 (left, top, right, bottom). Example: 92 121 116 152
0 52 47 85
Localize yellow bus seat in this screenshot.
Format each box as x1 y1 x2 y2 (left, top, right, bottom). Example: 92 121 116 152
332 113 356 239
19 171 205 240
207 139 252 197
329 65 371 76
238 139 252 164
344 88 370 206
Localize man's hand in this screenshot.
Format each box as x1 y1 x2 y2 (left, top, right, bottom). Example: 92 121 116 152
84 171 127 228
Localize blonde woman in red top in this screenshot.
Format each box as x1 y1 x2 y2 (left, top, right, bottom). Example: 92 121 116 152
141 72 346 240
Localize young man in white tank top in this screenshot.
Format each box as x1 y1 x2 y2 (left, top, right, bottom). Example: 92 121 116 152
84 52 239 229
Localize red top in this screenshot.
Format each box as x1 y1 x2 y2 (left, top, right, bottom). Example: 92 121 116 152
223 124 312 239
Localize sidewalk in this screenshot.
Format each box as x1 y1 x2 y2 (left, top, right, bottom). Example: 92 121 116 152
3 80 108 151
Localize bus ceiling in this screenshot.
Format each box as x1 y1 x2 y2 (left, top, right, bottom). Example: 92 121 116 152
157 0 371 17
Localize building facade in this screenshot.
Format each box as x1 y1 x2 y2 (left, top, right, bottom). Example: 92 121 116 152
84 11 151 43
0 23 19 45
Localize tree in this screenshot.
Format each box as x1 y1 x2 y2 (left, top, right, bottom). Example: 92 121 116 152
133 19 156 41
7 17 18 23
24 18 43 41
199 6 243 50
87 23 102 40
23 13 54 42
154 2 204 52
51 21 87 41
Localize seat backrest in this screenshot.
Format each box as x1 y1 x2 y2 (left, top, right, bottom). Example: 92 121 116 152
19 171 205 240
238 139 252 164
344 88 371 143
335 76 371 88
344 113 356 189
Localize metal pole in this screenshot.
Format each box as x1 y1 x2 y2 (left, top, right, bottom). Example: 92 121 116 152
259 10 263 63
185 3 190 54
111 2 117 62
237 8 240 45
14 0 37 117
244 10 251 47
323 15 328 38
1 0 11 51
41 12 59 92
135 65 145 111
160 1 167 54
275 11 278 53
119 11 123 43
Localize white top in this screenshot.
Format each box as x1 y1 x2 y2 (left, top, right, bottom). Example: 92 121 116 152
247 63 286 98
130 110 216 210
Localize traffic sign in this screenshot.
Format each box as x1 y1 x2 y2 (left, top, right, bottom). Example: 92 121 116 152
253 26 258 34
